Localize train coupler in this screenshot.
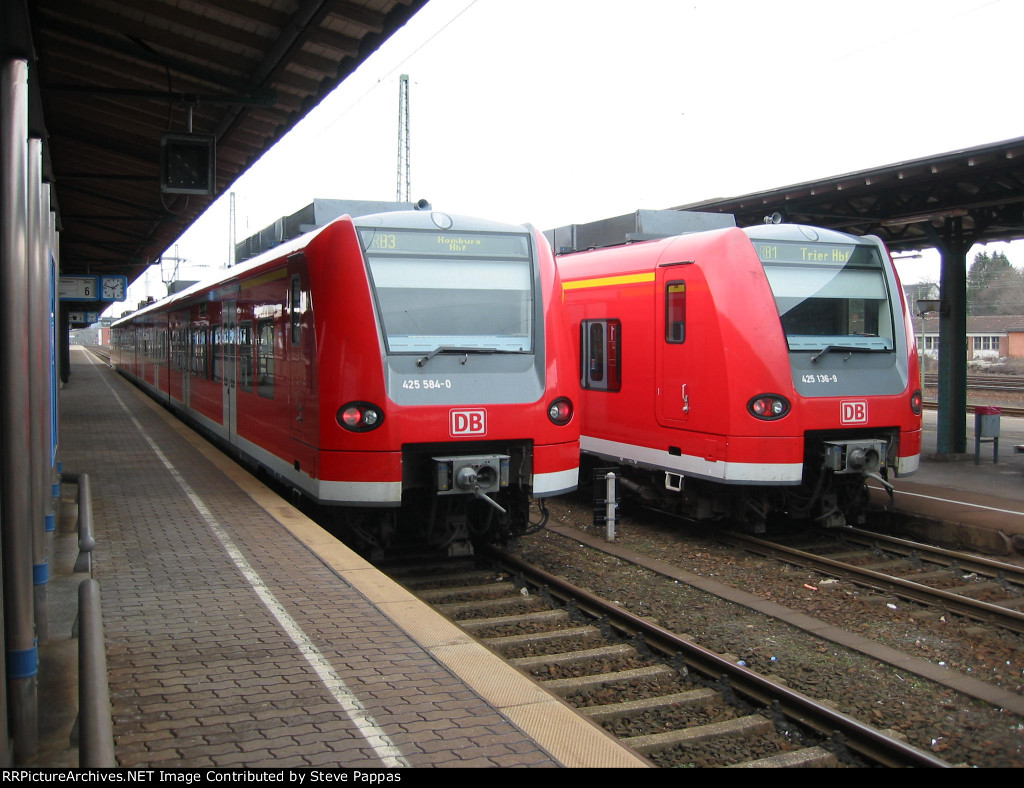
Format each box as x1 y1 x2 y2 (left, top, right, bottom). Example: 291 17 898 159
432 453 510 513
822 439 887 475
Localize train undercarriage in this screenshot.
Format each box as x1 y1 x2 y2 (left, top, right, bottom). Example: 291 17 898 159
594 465 884 532
586 431 898 532
332 490 550 559
332 442 551 557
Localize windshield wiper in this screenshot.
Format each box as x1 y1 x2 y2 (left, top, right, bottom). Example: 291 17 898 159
417 346 498 367
810 345 886 364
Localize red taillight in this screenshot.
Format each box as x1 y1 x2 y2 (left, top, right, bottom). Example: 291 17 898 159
547 397 573 426
747 394 790 420
910 389 923 415
337 402 384 432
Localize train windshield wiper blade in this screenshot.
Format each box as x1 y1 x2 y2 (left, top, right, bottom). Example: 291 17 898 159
809 345 883 364
417 346 498 367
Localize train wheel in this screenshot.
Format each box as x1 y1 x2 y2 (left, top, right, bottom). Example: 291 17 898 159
337 509 397 560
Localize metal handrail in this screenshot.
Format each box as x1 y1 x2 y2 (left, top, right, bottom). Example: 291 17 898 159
63 471 115 767
63 472 95 573
77 580 115 768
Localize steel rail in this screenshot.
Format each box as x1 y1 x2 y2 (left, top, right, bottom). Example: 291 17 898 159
723 531 1024 635
485 545 950 769
845 526 1024 581
921 401 1024 417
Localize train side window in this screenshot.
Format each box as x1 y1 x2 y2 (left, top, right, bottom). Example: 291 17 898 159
666 282 686 343
239 321 254 393
205 327 211 377
211 326 222 383
257 318 274 399
290 275 303 346
581 319 621 391
192 327 208 378
171 326 188 371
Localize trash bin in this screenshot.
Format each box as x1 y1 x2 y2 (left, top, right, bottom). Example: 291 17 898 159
974 406 1001 464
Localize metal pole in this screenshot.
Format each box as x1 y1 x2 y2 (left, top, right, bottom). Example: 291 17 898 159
605 472 617 542
936 230 969 455
2 56 39 763
28 137 48 643
48 206 61 500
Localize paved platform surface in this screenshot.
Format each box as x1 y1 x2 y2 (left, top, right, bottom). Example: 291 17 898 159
31 348 646 769
875 409 1024 557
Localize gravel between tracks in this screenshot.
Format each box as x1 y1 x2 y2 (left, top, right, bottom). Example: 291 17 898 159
512 497 1024 768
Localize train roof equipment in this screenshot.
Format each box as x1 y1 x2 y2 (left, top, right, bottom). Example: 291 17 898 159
234 197 432 263
544 209 736 255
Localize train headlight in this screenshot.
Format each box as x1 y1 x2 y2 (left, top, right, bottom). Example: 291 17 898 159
547 397 573 426
910 389 923 415
338 402 385 432
747 394 790 420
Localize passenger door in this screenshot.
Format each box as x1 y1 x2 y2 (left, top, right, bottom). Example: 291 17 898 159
655 263 693 427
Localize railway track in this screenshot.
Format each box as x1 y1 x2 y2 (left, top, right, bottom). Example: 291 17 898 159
382 550 949 768
923 373 1024 394
921 400 1024 417
720 527 1024 635
83 345 111 365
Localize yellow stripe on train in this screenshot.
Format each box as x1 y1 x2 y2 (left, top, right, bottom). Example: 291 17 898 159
561 272 656 291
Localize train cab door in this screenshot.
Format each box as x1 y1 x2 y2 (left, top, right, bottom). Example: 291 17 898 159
655 262 695 428
222 300 238 444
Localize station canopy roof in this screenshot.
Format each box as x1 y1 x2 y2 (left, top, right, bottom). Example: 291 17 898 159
675 136 1024 256
5 0 428 290
7 3 1024 299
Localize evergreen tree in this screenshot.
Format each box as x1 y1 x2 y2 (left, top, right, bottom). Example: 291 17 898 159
967 250 1024 315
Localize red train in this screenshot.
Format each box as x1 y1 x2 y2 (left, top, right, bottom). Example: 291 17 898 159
112 201 580 555
549 210 922 531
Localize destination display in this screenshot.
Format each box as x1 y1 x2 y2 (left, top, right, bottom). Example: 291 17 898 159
360 228 530 259
755 240 882 267
58 275 99 301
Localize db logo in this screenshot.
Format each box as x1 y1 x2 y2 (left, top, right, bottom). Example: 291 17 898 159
841 400 868 425
450 409 486 436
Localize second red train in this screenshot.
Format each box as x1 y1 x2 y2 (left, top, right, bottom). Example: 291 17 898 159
548 210 922 531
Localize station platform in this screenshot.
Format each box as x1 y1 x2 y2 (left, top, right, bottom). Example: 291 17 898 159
32 349 1024 769
875 409 1024 559
34 348 648 769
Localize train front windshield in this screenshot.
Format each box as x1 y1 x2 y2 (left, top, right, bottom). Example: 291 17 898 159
755 239 895 353
361 228 535 354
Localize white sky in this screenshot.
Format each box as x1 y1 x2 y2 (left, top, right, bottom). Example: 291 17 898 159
114 0 1024 314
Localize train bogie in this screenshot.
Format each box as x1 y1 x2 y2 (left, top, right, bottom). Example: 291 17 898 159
113 203 579 556
553 211 922 531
